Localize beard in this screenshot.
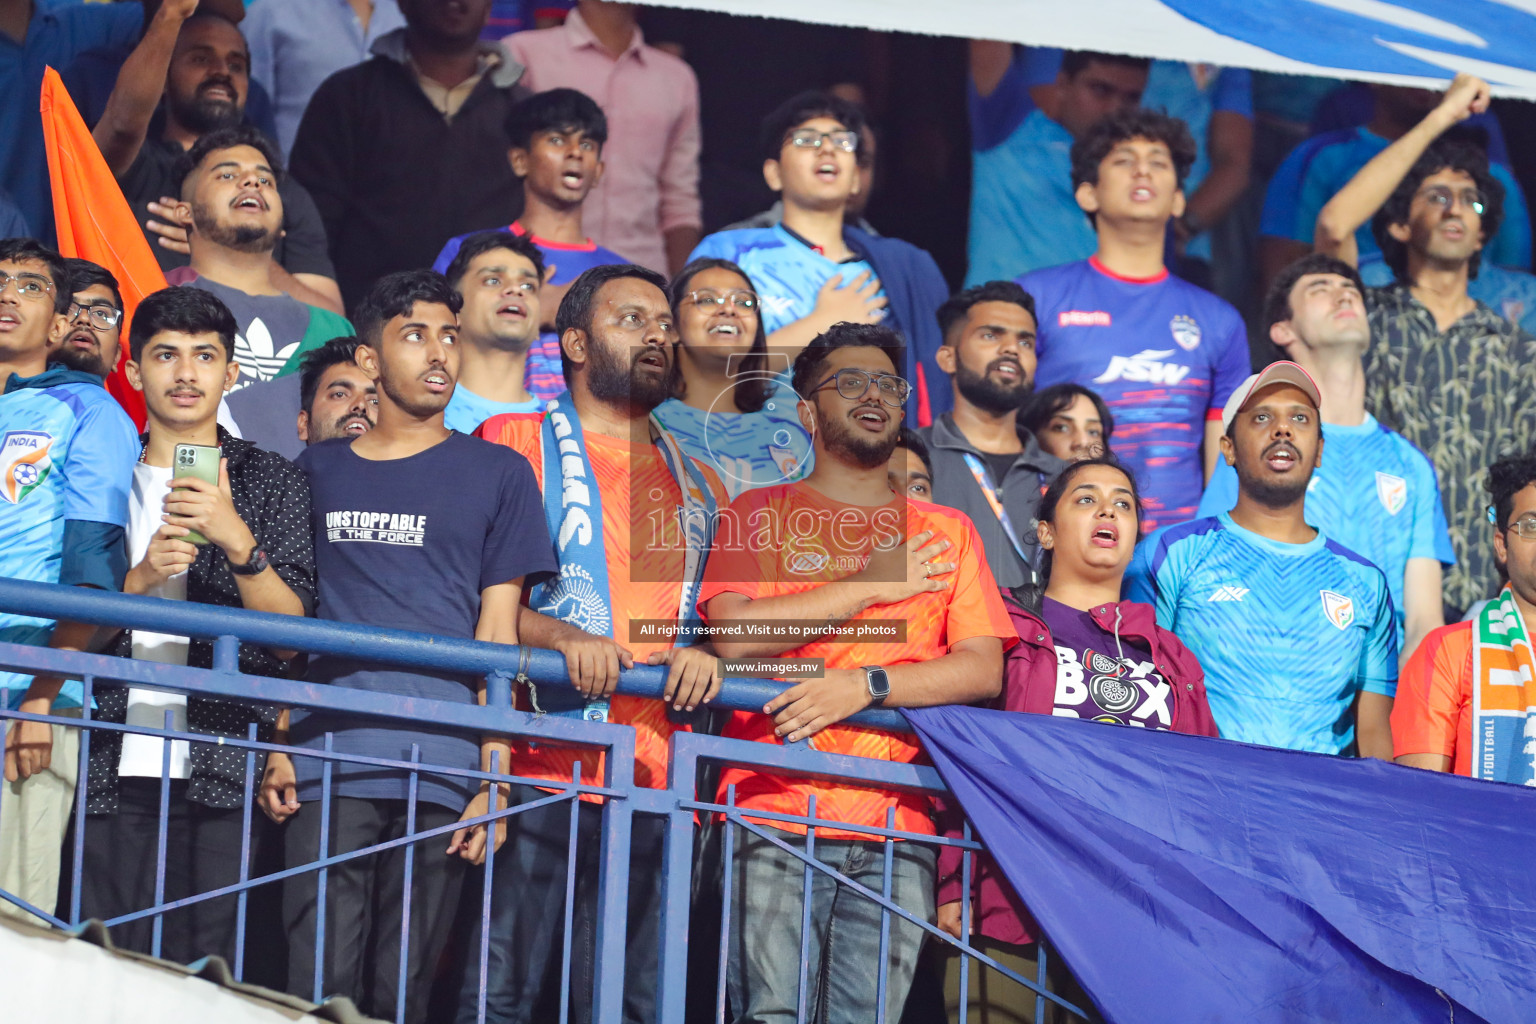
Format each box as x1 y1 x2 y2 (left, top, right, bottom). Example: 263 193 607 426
52 338 110 378
821 403 900 469
586 339 674 413
955 358 1030 415
170 82 243 135
1234 443 1312 509
191 201 275 254
314 410 373 443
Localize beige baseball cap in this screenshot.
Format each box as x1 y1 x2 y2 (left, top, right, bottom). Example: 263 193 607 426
1219 361 1322 435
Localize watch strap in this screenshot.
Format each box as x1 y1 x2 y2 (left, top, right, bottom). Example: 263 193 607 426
230 546 270 576
861 664 890 707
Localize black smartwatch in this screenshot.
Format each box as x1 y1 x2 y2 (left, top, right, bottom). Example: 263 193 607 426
229 546 270 576
862 665 890 707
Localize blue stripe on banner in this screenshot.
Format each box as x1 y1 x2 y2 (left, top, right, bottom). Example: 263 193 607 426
1161 0 1536 84
906 704 1536 1023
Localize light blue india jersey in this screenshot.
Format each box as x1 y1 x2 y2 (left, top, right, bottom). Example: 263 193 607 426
690 224 886 335
1125 512 1398 755
653 377 813 499
0 369 137 708
1196 414 1453 648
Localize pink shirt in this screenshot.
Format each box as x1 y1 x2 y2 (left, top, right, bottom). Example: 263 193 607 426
504 9 702 272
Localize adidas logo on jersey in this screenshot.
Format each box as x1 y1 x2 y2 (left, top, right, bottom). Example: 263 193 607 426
1207 585 1249 602
1093 349 1192 386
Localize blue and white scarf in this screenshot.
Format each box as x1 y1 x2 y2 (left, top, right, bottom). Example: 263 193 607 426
529 393 717 720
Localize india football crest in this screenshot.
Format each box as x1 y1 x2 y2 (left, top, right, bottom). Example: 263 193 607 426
0 430 54 504
1169 315 1202 351
1320 590 1355 631
1375 472 1407 516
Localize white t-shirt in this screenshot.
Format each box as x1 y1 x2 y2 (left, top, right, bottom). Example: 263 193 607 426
118 462 192 779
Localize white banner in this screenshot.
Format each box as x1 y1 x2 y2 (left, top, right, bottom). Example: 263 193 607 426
646 0 1536 98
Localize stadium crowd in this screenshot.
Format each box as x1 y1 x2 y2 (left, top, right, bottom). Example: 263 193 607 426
2 2 1534 1023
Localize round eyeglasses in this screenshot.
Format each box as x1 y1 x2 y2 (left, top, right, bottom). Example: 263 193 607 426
0 270 55 301
1417 185 1487 217
685 289 759 312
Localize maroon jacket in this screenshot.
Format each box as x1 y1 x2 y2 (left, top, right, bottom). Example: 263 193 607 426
936 591 1218 946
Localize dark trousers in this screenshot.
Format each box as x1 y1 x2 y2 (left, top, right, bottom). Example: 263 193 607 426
75 778 250 965
453 784 664 1024
283 796 465 1024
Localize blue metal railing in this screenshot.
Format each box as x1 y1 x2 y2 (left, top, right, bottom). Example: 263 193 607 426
0 577 1087 1024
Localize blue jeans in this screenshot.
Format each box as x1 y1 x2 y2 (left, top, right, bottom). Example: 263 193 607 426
454 784 662 1024
728 824 936 1024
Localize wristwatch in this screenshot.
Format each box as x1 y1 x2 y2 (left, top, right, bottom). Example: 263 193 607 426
229 546 270 576
862 665 891 707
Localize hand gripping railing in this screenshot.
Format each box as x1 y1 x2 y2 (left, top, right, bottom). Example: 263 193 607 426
0 576 1085 1024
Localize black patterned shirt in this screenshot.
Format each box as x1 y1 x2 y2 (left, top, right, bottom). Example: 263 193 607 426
87 429 316 812
1363 284 1536 613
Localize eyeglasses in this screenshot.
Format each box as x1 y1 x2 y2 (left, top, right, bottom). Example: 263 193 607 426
1488 505 1536 539
1417 185 1487 216
684 289 759 312
0 270 55 301
785 128 858 153
812 368 910 407
67 301 123 330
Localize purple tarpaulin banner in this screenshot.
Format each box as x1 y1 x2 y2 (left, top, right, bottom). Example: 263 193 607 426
906 705 1536 1023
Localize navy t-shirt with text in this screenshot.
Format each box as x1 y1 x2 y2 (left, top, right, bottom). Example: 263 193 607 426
291 431 554 810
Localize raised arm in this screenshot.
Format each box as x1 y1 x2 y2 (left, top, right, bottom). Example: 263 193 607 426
1181 109 1252 245
93 0 200 175
1314 73 1490 267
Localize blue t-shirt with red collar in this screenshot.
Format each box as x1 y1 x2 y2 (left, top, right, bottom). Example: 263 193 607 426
1021 257 1250 531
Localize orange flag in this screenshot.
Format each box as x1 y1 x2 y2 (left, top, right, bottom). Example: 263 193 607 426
40 65 165 430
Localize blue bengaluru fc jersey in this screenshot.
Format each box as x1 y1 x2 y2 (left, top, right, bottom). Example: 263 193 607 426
1196 414 1453 648
689 225 887 336
1125 512 1398 755
0 375 137 708
1022 258 1251 531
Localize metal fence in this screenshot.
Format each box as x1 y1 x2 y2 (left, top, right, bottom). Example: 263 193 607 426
0 577 1088 1024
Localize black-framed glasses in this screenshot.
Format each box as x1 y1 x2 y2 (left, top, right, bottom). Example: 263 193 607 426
0 270 54 301
67 301 123 330
1417 185 1487 216
812 368 910 407
786 128 858 153
684 289 759 312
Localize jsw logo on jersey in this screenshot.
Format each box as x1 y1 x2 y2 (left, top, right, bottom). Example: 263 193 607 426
1093 349 1192 386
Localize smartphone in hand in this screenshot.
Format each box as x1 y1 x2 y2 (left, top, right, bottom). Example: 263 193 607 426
172 443 221 545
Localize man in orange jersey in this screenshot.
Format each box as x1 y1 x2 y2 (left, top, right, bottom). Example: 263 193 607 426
1393 451 1536 781
471 262 725 1024
700 322 1016 1024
